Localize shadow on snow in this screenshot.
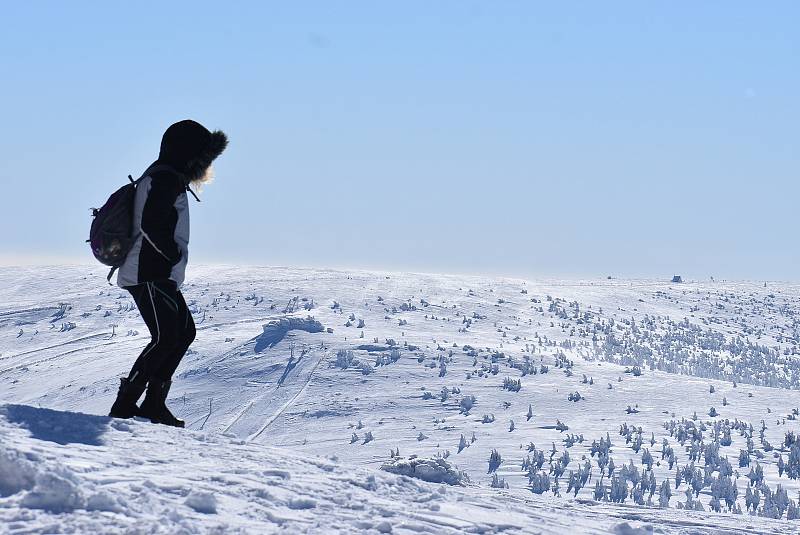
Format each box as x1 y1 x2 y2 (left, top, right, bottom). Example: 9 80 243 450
0 405 110 446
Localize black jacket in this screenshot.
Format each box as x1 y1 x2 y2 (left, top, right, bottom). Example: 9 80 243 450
116 120 227 287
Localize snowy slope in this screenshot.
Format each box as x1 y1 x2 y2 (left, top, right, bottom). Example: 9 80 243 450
3 265 800 533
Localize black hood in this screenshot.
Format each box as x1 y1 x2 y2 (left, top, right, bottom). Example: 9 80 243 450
158 120 228 182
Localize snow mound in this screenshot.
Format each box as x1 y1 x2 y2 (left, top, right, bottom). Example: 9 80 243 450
0 446 37 497
21 471 84 513
185 490 217 514
380 456 469 486
612 522 659 535
0 444 85 513
253 316 324 352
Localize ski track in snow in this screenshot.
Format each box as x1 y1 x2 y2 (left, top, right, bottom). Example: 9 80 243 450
2 264 800 534
248 349 327 441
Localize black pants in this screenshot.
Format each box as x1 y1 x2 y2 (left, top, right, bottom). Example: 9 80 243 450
125 280 196 382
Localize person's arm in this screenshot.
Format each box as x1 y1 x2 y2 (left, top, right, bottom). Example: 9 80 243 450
141 174 182 265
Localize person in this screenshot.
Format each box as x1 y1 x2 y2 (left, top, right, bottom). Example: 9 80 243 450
108 120 227 426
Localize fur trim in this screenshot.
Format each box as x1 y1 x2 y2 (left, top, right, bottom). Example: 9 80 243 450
185 130 228 182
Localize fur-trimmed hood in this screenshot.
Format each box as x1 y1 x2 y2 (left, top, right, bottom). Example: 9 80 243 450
158 120 228 182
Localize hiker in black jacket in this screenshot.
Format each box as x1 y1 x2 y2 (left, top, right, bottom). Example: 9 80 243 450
109 120 227 427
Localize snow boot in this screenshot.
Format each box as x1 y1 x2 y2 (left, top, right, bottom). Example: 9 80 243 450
139 379 184 427
108 374 147 419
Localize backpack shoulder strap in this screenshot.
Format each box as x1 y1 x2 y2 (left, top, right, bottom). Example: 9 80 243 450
138 163 182 181
137 164 200 202
106 265 119 284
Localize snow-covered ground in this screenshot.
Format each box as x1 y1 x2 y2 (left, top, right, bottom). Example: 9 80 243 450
2 265 800 534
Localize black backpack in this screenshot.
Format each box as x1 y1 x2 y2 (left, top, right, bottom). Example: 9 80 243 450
88 165 186 282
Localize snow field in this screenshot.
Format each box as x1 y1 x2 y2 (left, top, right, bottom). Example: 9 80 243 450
3 265 800 533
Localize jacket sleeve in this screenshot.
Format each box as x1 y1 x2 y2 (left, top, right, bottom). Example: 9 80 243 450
141 174 182 265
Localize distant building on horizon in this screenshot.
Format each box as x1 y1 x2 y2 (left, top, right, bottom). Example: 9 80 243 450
671 275 683 283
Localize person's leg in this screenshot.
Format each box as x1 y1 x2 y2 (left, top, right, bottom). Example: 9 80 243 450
130 280 182 379
156 290 196 381
137 280 186 427
110 283 166 417
125 283 160 381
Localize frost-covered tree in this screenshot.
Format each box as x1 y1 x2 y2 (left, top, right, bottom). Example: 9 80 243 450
631 433 643 453
786 443 800 479
642 449 654 471
610 477 628 503
711 475 738 510
593 479 607 501
745 486 760 512
488 449 502 473
659 479 672 508
529 471 550 494
748 462 764 486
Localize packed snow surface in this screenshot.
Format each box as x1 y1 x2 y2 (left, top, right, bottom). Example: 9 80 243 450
2 265 800 534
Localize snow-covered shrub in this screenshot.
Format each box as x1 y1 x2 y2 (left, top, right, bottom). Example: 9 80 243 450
490 473 508 489
459 395 477 414
336 349 356 369
501 377 521 392
567 391 582 402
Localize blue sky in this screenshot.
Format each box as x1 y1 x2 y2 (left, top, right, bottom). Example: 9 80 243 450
1 2 797 280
